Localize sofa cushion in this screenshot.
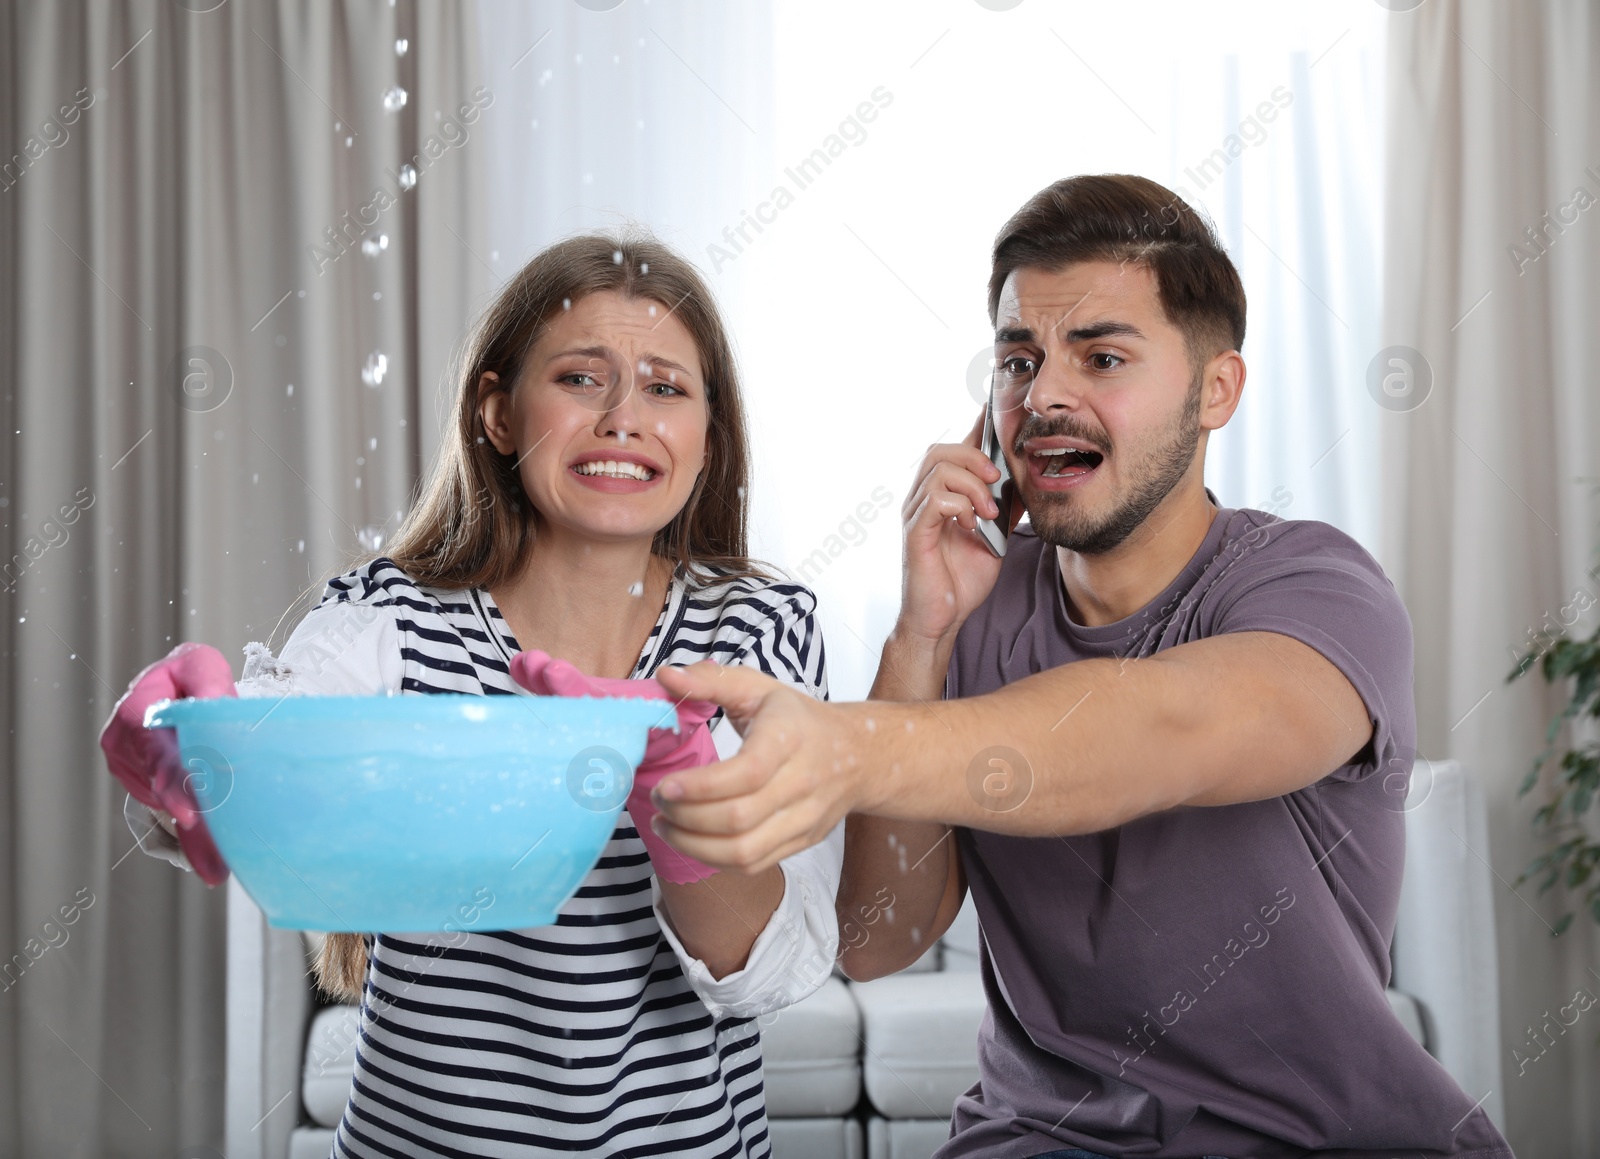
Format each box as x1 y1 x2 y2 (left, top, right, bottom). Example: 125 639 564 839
762 976 863 1117
302 1004 360 1128
769 1116 864 1159
851 971 985 1120
288 1126 336 1159
867 1114 956 1159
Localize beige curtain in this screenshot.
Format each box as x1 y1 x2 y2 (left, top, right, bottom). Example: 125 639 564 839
0 2 487 1154
1381 0 1600 1153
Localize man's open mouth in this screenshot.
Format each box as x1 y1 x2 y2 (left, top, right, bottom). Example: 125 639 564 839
1033 448 1104 478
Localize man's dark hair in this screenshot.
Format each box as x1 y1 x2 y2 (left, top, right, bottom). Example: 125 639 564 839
988 175 1246 371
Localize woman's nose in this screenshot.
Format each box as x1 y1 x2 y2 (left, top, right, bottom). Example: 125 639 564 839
596 377 643 439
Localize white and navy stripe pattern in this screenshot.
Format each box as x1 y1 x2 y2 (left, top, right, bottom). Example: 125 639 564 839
317 557 827 1159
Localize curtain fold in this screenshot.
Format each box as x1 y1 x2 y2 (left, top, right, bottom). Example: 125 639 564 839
1381 0 1600 1152
0 3 487 1154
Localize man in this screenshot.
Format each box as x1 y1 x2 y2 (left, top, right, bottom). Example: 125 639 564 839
654 175 1511 1157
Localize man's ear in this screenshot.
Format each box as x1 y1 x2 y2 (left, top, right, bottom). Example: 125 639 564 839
477 372 517 456
1199 350 1246 432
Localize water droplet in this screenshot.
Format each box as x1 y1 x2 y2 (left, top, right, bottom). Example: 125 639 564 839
736 486 746 499
394 37 409 56
69 653 76 660
865 717 876 732
628 581 644 597
561 298 571 310
372 291 382 301
334 121 342 132
356 457 365 466
640 262 649 274
530 119 539 130
360 233 389 257
362 351 388 387
647 304 658 317
297 540 305 553
382 85 408 113
612 250 623 264
286 383 294 396
345 135 353 147
297 289 306 298
369 437 378 450
398 164 417 190
574 53 583 64
489 249 499 262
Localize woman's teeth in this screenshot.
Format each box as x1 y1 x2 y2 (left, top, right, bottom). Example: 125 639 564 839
574 460 655 480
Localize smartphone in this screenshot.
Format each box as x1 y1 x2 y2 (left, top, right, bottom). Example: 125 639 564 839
975 382 1015 557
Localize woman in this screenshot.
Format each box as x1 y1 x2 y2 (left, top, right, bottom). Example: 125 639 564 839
105 234 840 1157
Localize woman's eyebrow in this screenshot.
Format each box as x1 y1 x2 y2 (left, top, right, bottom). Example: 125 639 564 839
544 347 695 379
637 354 696 380
546 345 612 364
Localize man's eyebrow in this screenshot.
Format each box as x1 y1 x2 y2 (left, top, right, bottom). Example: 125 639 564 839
1062 320 1146 343
994 326 1035 344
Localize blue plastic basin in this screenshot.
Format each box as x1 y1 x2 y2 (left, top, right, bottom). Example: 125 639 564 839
143 693 677 932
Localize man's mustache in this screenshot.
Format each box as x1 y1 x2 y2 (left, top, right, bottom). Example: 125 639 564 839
1012 415 1113 459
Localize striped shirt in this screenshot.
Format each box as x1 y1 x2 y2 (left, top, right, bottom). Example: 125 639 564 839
132 556 840 1158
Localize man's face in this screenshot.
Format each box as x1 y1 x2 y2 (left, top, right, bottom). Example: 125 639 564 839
992 261 1208 555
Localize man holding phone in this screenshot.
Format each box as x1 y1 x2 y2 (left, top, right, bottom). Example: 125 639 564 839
654 175 1511 1157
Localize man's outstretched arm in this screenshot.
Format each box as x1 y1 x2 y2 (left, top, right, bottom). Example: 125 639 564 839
651 627 1372 874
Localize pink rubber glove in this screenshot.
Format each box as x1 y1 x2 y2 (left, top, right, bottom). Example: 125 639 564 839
510 649 722 884
99 642 236 886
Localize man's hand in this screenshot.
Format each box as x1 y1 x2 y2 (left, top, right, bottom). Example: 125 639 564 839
896 410 1022 649
653 662 880 875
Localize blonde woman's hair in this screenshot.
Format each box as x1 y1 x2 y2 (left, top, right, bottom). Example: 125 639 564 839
314 231 770 1000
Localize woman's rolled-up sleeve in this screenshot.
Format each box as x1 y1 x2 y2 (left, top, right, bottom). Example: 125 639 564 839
651 581 841 1019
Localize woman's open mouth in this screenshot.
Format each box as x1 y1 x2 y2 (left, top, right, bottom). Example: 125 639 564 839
567 453 664 492
572 460 656 481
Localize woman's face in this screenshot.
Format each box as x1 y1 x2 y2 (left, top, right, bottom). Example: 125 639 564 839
479 290 710 547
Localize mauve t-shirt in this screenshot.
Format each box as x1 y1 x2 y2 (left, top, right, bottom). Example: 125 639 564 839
937 504 1511 1159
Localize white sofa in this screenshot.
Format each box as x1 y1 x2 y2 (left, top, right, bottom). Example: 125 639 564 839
224 759 1500 1159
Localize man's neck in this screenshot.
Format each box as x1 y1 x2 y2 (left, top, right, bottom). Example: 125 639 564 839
1055 482 1218 628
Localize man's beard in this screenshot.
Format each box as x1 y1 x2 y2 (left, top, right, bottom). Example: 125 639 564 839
1018 376 1202 555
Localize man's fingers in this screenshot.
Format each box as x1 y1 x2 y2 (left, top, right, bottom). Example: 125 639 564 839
654 804 832 875
903 444 1000 521
653 745 782 808
655 660 777 726
910 490 980 536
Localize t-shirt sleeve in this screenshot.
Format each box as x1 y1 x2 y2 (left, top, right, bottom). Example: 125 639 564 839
1204 520 1416 784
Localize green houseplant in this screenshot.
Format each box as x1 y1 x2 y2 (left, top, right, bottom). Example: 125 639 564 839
1508 576 1600 936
